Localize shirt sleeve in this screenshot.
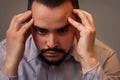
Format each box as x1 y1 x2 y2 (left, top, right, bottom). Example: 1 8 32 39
0 40 18 80
0 70 18 80
82 63 109 80
82 61 120 80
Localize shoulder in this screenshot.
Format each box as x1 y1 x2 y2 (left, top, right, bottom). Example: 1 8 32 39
95 39 114 53
0 35 33 59
0 39 7 55
94 39 116 65
0 39 7 67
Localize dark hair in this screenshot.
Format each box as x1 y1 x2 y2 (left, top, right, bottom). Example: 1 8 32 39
28 0 79 10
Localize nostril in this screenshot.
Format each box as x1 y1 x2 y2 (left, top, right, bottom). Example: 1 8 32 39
46 34 58 47
47 41 58 48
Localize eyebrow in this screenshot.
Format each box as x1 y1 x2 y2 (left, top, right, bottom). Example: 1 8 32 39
32 25 47 31
57 24 70 31
32 24 70 31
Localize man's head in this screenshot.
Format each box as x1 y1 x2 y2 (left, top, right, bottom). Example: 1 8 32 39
30 0 78 65
28 0 79 10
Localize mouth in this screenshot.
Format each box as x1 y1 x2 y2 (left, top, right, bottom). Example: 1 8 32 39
39 50 68 65
44 51 63 57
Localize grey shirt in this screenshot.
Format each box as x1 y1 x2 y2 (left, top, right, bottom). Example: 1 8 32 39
0 36 120 80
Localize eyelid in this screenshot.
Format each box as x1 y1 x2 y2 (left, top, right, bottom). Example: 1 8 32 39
58 24 70 30
32 26 48 34
33 26 46 31
57 25 70 33
60 27 68 31
32 26 39 31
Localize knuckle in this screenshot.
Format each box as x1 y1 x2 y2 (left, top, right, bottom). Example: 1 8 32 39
85 29 96 35
76 23 81 27
13 15 18 20
6 29 24 42
22 26 28 31
6 29 17 37
13 15 21 23
90 14 93 17
87 12 92 16
89 14 93 19
6 29 13 36
7 32 21 40
6 30 10 36
6 30 13 36
78 11 81 15
75 22 81 27
86 30 91 34
91 28 96 33
86 11 92 16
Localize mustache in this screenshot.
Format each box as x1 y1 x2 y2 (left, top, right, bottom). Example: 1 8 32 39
40 47 66 54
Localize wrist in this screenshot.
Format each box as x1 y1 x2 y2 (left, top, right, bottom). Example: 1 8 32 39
78 52 98 70
2 64 18 76
80 57 98 70
2 55 20 76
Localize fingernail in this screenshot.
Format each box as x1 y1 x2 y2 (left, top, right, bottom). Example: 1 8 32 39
26 10 32 14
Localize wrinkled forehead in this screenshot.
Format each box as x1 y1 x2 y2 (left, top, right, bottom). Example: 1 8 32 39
31 1 74 28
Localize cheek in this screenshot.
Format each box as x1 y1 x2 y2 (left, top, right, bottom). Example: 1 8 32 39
60 30 75 52
32 33 46 50
61 38 73 52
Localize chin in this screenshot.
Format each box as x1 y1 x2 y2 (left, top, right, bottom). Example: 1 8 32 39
47 57 62 62
46 56 63 63
42 55 67 65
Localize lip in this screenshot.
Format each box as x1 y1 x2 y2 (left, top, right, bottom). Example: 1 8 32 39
45 52 62 57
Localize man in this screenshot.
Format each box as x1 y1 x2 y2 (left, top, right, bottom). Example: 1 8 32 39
0 0 120 80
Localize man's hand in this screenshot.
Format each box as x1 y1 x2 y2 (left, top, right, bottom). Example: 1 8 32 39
2 11 33 76
68 9 98 70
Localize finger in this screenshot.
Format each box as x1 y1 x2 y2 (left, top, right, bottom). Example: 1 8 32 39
19 19 33 35
82 10 93 22
68 17 86 31
73 9 90 27
73 9 96 31
9 11 32 31
81 10 96 29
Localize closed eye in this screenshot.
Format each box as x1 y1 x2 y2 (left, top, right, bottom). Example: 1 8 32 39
32 26 48 35
57 24 70 33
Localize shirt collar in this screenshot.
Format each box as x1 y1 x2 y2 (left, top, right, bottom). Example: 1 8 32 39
25 36 76 62
24 35 40 62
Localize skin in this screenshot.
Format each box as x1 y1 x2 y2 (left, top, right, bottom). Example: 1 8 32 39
31 1 76 63
2 0 98 76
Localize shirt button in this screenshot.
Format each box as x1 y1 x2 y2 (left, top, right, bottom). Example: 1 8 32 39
51 65 55 69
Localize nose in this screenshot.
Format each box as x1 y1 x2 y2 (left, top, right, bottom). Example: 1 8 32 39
47 33 58 48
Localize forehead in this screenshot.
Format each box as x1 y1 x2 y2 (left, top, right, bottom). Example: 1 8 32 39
31 1 74 29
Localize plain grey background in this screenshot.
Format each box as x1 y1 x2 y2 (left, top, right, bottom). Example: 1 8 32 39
0 0 120 61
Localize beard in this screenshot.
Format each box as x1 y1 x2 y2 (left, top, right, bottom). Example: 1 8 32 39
38 47 69 65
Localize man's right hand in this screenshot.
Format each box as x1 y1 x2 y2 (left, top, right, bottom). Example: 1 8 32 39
2 11 33 76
